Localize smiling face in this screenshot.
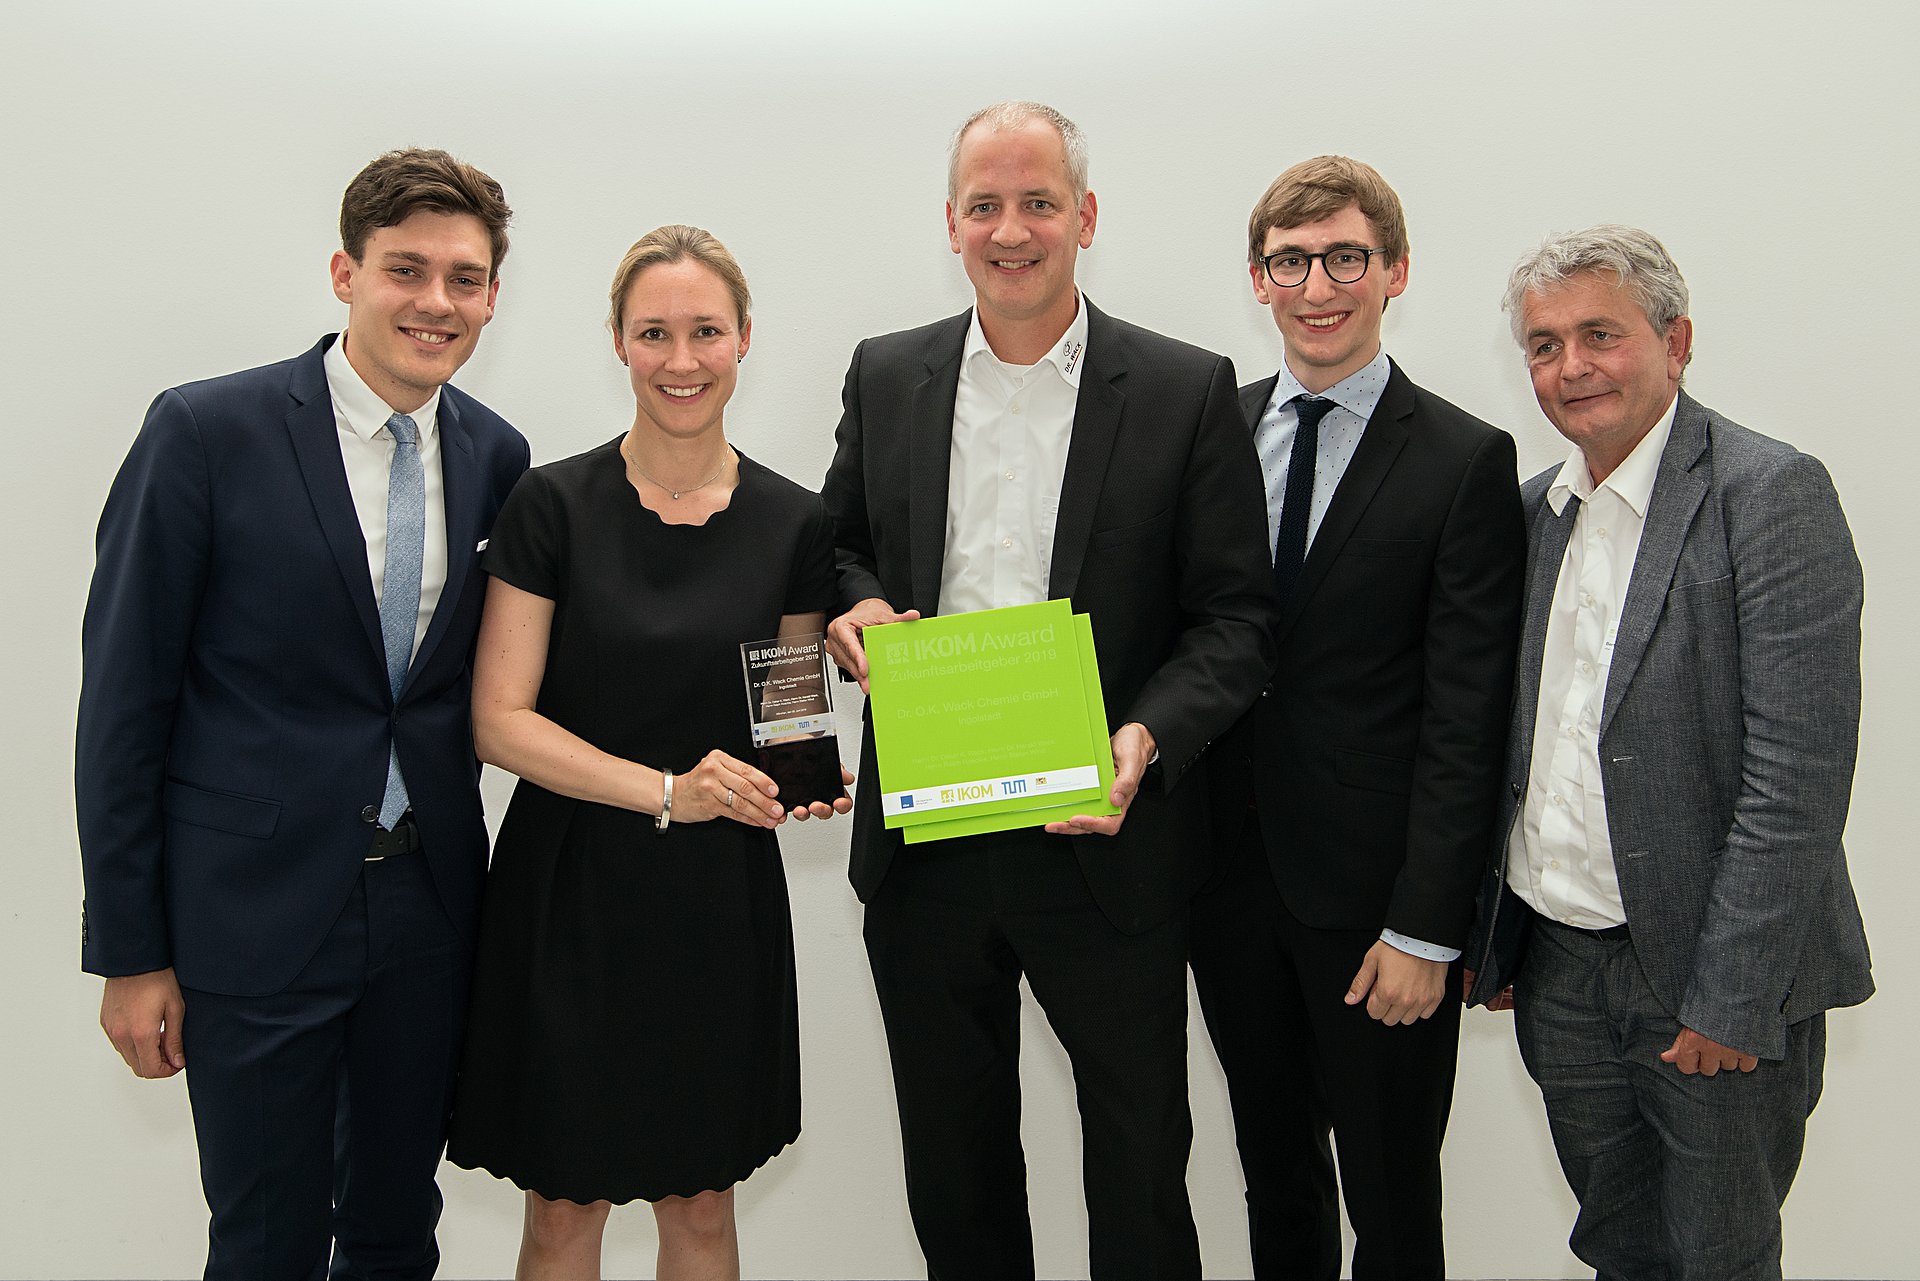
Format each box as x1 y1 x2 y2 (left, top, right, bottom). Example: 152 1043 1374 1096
329 209 498 412
1521 270 1690 482
613 257 750 443
1251 203 1406 394
946 117 1097 360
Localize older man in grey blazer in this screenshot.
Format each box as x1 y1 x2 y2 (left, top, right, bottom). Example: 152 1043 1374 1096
1465 225 1872 1280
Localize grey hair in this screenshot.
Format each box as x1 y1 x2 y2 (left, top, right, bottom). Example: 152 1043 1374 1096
947 101 1089 204
1502 224 1690 349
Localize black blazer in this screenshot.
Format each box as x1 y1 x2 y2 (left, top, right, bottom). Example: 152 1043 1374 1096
76 335 529 995
821 301 1279 934
1209 360 1524 949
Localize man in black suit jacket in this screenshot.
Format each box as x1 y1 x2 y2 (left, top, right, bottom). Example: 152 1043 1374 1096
76 149 528 1281
821 102 1276 1280
1189 157 1525 1280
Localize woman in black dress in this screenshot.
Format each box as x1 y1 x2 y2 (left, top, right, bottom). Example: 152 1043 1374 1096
447 224 850 1281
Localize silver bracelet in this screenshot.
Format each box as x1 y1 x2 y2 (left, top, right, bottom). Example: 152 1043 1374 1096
656 769 673 833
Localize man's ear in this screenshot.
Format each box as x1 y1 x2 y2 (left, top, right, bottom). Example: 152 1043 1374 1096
329 250 357 304
1666 315 1694 372
1251 258 1274 306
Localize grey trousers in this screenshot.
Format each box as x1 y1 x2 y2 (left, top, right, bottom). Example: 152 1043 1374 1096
1514 918 1825 1281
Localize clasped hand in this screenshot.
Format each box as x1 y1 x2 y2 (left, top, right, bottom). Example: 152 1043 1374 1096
1346 942 1448 1024
675 749 852 826
101 967 185 1079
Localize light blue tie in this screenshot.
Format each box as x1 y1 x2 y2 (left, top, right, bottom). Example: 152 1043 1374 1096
377 413 424 830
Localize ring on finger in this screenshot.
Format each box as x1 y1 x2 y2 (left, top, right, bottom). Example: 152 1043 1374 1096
724 787 735 809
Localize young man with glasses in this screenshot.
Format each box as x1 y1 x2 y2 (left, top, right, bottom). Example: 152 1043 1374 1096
1188 156 1525 1280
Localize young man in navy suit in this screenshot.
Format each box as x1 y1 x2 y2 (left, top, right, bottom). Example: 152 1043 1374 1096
1190 157 1525 1280
76 148 529 1281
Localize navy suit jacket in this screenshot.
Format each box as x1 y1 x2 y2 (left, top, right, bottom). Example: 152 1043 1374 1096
76 335 529 996
821 302 1278 934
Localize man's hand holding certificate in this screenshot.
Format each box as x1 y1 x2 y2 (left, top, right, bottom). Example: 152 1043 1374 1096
863 600 1123 842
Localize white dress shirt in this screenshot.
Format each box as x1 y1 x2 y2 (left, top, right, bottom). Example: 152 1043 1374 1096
324 333 449 662
1507 396 1680 928
938 299 1088 613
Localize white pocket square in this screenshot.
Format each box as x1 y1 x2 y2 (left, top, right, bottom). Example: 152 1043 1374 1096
476 538 489 551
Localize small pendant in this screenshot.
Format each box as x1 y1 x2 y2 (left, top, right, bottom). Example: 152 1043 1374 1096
670 490 682 500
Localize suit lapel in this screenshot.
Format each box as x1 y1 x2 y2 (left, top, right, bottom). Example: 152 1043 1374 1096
1514 481 1577 761
285 340 384 665
1273 361 1412 640
1049 303 1124 600
1601 392 1710 735
1239 373 1279 432
412 391 479 681
907 315 967 614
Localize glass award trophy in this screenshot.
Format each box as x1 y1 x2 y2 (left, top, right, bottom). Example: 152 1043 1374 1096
739 631 846 810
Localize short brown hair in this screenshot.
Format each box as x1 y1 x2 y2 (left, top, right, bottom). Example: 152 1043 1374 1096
608 224 752 336
339 148 512 278
1247 156 1408 266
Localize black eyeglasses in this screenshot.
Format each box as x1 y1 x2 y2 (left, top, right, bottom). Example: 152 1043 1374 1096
1258 246 1388 288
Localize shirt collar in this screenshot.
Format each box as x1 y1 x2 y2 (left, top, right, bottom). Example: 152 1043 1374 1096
1269 346 1392 422
961 291 1089 390
1546 393 1678 516
324 330 441 443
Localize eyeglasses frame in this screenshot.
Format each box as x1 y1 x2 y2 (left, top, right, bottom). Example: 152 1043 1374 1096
1257 246 1390 289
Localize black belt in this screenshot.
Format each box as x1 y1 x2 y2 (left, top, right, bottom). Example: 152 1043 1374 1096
1540 912 1629 941
366 812 421 861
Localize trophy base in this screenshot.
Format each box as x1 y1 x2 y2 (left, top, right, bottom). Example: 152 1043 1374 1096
758 736 847 811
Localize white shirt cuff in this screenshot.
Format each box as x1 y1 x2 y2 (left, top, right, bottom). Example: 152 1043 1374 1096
1379 929 1460 963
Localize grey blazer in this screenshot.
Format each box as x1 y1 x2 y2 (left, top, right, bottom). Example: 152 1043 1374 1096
1466 391 1873 1058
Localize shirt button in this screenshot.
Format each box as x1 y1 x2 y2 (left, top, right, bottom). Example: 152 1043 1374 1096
1579 661 1593 674
1552 794 1565 806
1002 537 1014 548
1550 859 1562 870
1004 470 1016 481
1582 592 1596 607
1011 403 1023 414
1597 528 1610 539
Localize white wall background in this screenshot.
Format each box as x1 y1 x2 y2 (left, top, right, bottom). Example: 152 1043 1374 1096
4 1 1913 1276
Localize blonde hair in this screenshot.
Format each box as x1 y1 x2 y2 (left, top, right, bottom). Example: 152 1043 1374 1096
608 224 751 335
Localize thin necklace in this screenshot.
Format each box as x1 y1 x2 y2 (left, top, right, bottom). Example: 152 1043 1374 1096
621 440 728 500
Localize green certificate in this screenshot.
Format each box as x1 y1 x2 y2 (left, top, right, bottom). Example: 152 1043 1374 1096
866 600 1121 840
899 613 1119 844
